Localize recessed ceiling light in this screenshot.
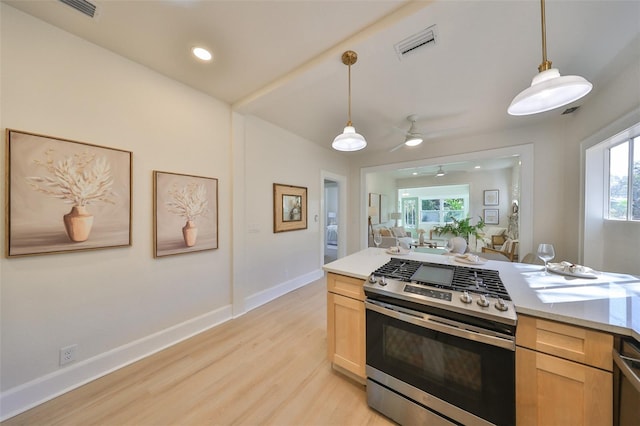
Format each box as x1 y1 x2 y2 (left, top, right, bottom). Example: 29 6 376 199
192 47 212 61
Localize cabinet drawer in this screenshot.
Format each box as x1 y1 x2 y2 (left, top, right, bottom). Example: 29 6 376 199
327 272 365 301
516 315 612 371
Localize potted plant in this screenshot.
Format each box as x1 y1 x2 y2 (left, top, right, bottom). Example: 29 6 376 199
431 216 485 242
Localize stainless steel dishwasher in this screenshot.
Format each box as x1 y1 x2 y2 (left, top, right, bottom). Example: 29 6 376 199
613 338 640 426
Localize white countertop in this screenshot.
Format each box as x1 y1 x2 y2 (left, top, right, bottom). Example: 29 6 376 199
323 248 640 341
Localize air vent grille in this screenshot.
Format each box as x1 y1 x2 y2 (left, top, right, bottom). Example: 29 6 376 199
394 25 437 60
562 106 580 115
58 0 97 18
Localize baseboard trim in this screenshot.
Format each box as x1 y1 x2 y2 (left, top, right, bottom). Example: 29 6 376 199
243 268 324 313
0 305 232 422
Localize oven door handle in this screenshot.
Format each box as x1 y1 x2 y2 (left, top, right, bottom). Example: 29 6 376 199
365 300 515 351
613 348 640 393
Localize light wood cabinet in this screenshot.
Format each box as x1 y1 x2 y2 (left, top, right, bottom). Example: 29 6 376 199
516 315 613 426
326 273 366 382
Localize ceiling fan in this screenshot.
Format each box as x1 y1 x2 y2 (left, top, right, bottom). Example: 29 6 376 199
389 115 424 152
388 114 463 153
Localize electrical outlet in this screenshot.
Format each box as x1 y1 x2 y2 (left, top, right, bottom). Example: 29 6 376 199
60 344 77 366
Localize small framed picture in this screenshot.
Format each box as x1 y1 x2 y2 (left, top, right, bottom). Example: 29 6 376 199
483 189 499 206
484 209 499 225
273 183 307 233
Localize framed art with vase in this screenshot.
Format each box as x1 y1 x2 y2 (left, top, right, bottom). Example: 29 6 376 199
153 171 218 257
5 129 132 257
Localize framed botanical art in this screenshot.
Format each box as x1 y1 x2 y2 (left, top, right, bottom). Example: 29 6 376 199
273 183 307 233
484 209 499 225
483 189 499 206
5 129 132 257
153 171 218 257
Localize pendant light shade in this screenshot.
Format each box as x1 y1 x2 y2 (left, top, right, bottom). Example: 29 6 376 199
508 0 592 116
333 125 367 151
332 51 367 151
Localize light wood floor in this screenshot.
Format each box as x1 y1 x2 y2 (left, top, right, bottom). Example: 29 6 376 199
2 278 394 426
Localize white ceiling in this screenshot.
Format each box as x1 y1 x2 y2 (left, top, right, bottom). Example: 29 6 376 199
4 0 640 158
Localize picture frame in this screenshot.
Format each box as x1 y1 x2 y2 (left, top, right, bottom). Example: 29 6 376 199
6 129 132 257
484 208 499 225
153 171 218 257
483 189 499 206
273 183 307 233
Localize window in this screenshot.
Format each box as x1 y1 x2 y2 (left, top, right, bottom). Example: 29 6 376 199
398 185 469 230
421 198 465 223
608 136 640 220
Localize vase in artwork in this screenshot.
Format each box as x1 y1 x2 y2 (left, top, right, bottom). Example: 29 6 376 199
63 206 94 242
182 220 198 247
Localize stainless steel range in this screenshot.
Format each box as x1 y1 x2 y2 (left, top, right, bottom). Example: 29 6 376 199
364 257 516 426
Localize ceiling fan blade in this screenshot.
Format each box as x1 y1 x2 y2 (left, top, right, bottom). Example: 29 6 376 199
389 141 407 152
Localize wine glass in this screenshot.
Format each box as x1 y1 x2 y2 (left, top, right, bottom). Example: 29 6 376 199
373 232 382 248
537 244 555 273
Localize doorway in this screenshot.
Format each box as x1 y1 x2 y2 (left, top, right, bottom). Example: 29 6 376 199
324 179 338 263
321 171 347 265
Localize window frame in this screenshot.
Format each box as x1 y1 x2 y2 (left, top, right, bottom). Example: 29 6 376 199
606 135 639 221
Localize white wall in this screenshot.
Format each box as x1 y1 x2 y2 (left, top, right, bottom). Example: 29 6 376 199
235 115 349 311
0 5 349 419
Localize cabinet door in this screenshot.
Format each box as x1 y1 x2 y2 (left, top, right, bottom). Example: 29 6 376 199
516 347 612 426
327 292 365 379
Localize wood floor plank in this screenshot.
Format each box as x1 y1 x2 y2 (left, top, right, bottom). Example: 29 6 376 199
2 278 394 426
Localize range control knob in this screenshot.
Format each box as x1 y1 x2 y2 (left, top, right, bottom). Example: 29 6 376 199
495 298 509 312
460 291 473 304
477 294 490 308
378 276 387 287
368 275 377 283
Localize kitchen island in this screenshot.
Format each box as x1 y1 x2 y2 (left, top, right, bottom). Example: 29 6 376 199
324 247 640 425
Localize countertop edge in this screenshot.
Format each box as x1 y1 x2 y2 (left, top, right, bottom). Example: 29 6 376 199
515 306 635 338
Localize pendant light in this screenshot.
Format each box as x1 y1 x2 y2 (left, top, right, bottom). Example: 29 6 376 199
435 166 446 177
508 0 592 116
332 51 367 151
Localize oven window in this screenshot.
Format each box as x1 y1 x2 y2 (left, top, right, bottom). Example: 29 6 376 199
367 308 515 425
384 325 482 392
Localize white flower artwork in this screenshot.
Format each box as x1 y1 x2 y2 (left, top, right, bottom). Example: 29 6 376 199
6 129 132 257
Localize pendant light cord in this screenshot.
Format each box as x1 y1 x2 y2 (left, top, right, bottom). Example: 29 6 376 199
347 61 352 126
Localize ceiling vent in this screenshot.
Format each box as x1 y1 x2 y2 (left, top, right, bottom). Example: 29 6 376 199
58 0 98 18
561 106 580 115
394 25 437 60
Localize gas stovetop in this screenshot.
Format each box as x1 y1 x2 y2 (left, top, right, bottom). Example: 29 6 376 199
364 257 517 327
372 257 510 300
